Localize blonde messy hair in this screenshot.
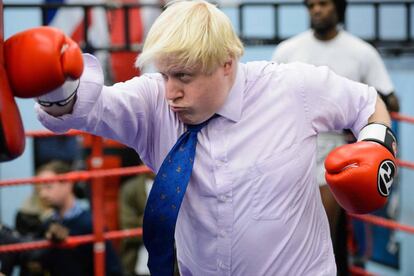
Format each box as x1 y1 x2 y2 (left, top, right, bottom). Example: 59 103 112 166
136 0 244 74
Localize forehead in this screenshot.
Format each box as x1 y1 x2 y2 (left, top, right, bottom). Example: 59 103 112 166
38 171 63 189
155 56 201 74
38 170 56 178
307 0 334 6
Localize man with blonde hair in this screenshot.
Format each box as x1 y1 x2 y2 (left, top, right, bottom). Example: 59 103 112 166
4 1 397 275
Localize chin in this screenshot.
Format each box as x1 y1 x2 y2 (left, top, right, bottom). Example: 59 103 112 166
178 114 204 126
177 113 193 124
182 118 200 125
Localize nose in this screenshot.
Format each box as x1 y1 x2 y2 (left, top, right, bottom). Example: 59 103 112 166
310 5 320 14
165 78 184 103
38 188 47 200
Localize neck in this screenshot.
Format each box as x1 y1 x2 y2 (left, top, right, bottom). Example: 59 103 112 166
313 27 338 41
227 62 238 92
57 195 75 217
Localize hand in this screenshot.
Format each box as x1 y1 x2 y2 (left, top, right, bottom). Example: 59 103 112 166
4 26 83 99
325 123 397 214
45 222 69 243
379 92 400 113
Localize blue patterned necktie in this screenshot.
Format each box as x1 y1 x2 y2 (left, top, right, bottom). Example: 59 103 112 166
143 116 215 276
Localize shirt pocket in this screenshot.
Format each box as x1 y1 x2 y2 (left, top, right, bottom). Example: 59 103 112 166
251 146 303 221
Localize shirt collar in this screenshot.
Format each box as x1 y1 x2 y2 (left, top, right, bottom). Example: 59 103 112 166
52 200 84 221
216 63 245 123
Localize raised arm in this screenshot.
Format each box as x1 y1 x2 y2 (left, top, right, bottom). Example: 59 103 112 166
5 26 156 156
367 94 391 126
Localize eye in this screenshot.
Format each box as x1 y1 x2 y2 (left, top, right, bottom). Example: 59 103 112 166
160 73 168 81
175 73 192 83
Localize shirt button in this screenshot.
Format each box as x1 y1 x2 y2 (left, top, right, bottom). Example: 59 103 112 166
220 229 226 237
220 194 232 203
218 260 227 269
216 159 227 166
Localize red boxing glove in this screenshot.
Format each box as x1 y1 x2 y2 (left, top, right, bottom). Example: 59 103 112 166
325 123 397 214
4 26 83 98
0 66 25 161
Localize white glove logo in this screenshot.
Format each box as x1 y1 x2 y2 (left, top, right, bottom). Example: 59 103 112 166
378 160 396 197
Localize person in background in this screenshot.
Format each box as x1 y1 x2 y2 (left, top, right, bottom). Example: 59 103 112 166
1 160 123 276
36 160 123 276
15 184 53 237
14 184 53 276
119 173 154 276
272 0 400 274
1 170 55 276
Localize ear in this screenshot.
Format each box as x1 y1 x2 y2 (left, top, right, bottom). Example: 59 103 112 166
223 59 234 76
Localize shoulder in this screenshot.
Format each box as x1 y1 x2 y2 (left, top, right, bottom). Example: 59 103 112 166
72 208 92 222
112 72 164 93
243 60 286 85
279 31 313 49
245 60 318 78
272 31 313 61
340 30 379 56
242 60 317 96
109 72 167 111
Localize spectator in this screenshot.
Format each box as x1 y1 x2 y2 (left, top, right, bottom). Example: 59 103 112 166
36 160 123 276
272 0 400 274
15 184 53 237
0 160 123 276
119 173 154 276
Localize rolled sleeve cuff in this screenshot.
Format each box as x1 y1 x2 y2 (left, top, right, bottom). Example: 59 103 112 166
352 87 378 136
36 54 104 133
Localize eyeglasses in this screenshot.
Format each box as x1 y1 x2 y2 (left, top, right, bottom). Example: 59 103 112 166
37 87 78 107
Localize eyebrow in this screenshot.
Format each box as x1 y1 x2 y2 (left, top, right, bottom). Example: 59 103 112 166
161 69 195 76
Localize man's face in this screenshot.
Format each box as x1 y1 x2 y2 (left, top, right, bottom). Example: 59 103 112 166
307 0 338 33
156 57 234 125
38 171 72 210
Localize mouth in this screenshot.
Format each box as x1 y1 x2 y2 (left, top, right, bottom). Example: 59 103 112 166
170 106 186 112
311 16 323 23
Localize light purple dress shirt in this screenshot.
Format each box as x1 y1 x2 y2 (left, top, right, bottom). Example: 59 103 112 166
37 54 377 276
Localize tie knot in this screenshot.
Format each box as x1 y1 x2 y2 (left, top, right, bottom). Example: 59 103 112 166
187 114 217 133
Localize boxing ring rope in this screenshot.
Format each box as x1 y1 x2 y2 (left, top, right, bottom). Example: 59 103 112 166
350 214 414 234
391 111 414 125
0 112 413 276
25 129 85 137
0 228 142 253
0 165 152 187
0 131 152 276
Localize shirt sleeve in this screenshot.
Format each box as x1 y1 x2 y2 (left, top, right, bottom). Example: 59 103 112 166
361 45 394 95
36 54 160 160
296 62 378 137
